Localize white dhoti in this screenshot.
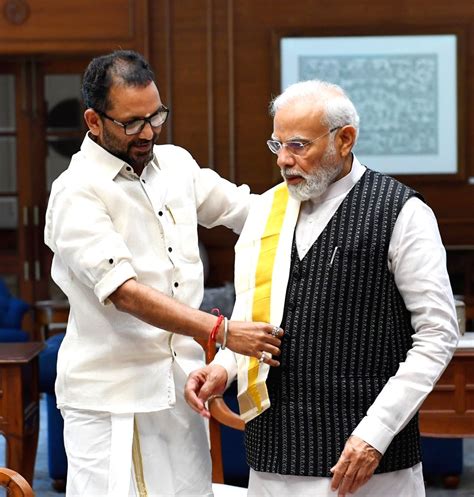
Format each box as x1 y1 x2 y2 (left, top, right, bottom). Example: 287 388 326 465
248 463 425 497
62 362 212 497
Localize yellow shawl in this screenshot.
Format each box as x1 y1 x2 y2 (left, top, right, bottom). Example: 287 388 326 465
235 183 300 422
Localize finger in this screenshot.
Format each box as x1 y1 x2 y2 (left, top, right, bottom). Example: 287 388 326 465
262 325 284 340
264 337 282 349
258 350 273 364
184 384 206 414
184 369 215 411
348 459 378 493
262 343 282 357
196 405 211 419
266 357 280 367
199 380 220 401
348 465 372 494
258 351 280 367
348 472 364 494
198 371 227 401
189 385 211 418
330 468 343 491
268 325 285 338
338 466 357 497
330 458 349 490
337 475 351 497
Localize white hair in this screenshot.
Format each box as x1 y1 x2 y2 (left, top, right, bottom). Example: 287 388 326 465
270 80 360 140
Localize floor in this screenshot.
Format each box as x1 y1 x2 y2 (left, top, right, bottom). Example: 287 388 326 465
1 396 473 496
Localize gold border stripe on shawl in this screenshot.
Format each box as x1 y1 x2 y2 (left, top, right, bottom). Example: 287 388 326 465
247 184 289 412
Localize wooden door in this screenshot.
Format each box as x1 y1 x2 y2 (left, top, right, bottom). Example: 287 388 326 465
0 59 32 301
36 57 89 301
0 56 88 304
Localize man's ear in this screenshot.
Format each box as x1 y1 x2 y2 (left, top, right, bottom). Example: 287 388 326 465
337 125 357 158
84 108 102 136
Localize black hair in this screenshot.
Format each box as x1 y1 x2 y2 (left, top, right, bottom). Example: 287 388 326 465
81 50 155 113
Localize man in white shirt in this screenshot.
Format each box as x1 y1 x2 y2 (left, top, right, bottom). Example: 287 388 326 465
185 80 459 497
44 50 282 497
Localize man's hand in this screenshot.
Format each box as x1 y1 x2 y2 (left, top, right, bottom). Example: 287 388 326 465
184 364 228 418
110 279 283 366
225 321 283 367
330 435 382 497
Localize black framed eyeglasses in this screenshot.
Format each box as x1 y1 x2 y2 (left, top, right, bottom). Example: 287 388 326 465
98 105 170 135
267 126 341 155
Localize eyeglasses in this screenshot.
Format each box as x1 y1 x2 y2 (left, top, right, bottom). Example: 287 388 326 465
98 105 170 135
267 126 340 155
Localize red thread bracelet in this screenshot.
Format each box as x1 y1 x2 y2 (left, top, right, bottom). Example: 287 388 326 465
208 308 224 347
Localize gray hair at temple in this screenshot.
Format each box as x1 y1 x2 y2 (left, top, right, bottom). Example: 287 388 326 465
269 80 360 141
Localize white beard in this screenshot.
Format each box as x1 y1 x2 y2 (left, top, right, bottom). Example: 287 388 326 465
282 141 343 201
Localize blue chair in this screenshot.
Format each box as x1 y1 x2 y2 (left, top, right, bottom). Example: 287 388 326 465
39 332 68 490
0 279 30 342
421 437 463 489
220 382 249 487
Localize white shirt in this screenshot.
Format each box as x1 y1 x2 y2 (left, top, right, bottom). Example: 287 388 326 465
215 155 459 455
45 134 251 413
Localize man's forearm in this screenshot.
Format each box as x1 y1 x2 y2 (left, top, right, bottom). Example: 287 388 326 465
109 278 283 364
109 278 219 341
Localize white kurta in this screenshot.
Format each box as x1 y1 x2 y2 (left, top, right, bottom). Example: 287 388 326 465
45 133 252 496
214 156 459 496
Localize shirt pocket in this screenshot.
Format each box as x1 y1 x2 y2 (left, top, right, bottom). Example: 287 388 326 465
167 204 200 262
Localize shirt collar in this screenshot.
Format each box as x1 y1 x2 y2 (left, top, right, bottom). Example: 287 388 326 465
80 133 159 179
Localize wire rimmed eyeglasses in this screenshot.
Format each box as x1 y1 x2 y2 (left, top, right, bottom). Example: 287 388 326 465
98 105 170 135
267 126 340 155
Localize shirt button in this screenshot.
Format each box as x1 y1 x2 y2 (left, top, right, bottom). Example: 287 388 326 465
174 282 179 288
168 247 173 253
109 259 114 264
126 166 131 171
158 211 163 216
141 179 146 183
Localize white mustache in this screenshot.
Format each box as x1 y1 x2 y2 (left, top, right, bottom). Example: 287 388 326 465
282 169 306 179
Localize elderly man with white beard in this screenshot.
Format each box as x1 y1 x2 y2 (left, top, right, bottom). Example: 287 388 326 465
185 80 459 497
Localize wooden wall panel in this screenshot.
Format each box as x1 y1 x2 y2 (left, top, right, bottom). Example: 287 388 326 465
0 0 149 54
150 0 474 284
212 1 234 182
167 1 210 166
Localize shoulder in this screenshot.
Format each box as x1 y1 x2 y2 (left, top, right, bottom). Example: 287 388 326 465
239 182 290 239
253 182 287 207
49 152 90 195
154 144 197 165
363 168 423 202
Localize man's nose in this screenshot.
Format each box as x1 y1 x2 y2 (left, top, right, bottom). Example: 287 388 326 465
276 146 295 169
138 121 155 140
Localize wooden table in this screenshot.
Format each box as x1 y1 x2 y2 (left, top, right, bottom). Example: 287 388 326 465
419 334 474 437
33 300 69 341
418 334 474 488
0 342 45 484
